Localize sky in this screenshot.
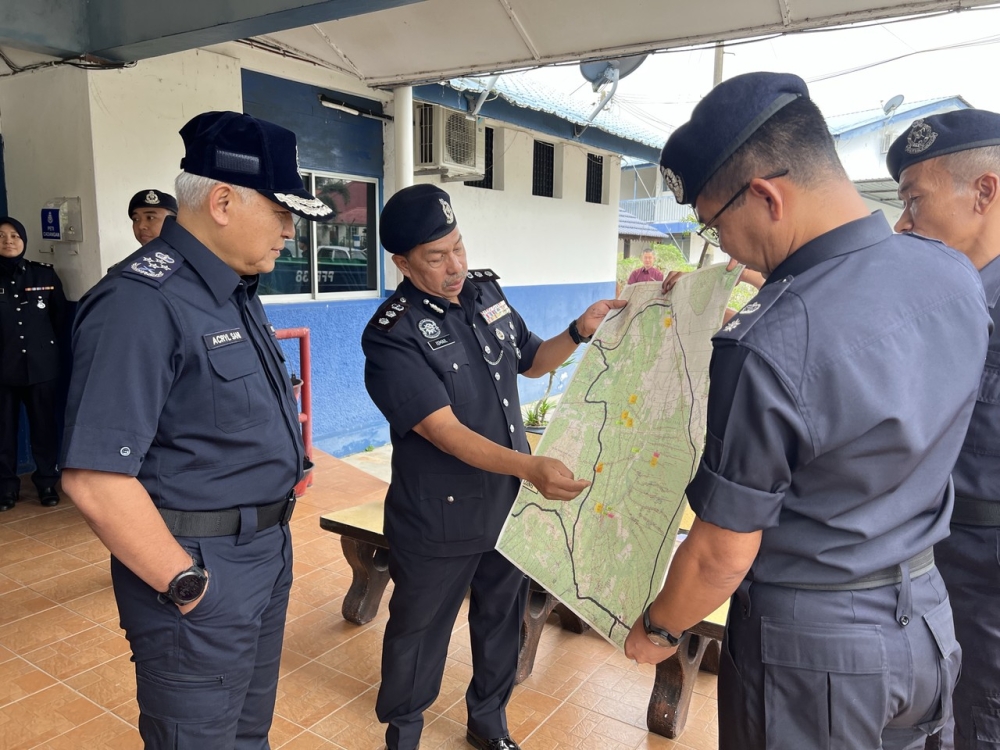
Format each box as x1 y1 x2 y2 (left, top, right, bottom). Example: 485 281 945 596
515 3 1000 137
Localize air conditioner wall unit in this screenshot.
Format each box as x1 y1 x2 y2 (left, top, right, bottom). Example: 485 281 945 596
414 103 486 182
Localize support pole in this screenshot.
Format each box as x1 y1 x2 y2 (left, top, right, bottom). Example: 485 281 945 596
393 86 414 192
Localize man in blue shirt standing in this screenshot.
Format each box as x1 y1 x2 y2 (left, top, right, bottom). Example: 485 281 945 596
61 111 333 749
888 110 1000 750
624 72 989 750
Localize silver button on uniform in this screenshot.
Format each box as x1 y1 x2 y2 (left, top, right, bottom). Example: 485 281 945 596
509 425 514 433
503 398 509 407
446 495 455 504
453 363 459 371
494 372 500 381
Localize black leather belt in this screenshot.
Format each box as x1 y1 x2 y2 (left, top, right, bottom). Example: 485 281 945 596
771 547 935 591
952 495 1000 527
159 491 296 538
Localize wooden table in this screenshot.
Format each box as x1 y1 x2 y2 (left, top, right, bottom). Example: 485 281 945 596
319 500 726 740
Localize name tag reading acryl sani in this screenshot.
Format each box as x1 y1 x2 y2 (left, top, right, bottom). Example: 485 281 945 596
203 328 246 349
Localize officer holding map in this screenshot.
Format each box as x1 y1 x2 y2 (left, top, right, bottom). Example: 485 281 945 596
623 72 989 749
362 183 623 750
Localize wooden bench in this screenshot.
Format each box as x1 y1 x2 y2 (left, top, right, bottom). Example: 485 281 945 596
319 499 727 740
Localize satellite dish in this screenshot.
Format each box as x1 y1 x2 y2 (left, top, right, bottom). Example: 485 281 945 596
883 94 905 117
580 54 648 92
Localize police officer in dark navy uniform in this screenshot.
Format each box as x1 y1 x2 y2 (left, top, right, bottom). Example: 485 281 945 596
129 188 178 246
0 216 66 510
623 73 989 750
362 184 624 750
61 111 333 749
888 110 1000 750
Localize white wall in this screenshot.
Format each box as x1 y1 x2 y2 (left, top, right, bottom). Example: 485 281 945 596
422 122 621 288
0 66 99 300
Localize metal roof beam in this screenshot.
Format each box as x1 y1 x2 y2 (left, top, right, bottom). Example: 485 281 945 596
87 0 426 62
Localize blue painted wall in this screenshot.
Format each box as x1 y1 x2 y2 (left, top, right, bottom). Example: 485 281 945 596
265 280 614 458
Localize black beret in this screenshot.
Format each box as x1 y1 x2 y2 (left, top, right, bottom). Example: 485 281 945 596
887 109 1000 182
0 216 27 245
659 72 809 206
179 111 333 221
380 184 458 254
128 189 178 217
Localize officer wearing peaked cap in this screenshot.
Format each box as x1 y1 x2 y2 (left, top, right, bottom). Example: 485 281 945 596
623 72 990 750
61 112 332 749
889 109 1000 750
362 183 624 750
129 188 178 246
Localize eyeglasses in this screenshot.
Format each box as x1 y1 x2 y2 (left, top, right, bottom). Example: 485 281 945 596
695 169 789 247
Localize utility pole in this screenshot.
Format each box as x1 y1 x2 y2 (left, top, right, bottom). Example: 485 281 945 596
713 42 724 87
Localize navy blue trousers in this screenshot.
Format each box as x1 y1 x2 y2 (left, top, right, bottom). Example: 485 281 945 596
112 523 293 749
0 380 60 494
720 568 960 750
935 525 1000 750
376 545 528 750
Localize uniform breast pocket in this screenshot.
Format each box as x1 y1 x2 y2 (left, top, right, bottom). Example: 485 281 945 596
419 473 486 543
430 347 479 406
206 345 269 433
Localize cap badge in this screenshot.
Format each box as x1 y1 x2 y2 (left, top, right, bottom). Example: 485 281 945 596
418 318 441 339
145 190 160 205
905 119 938 155
439 198 455 224
662 168 685 203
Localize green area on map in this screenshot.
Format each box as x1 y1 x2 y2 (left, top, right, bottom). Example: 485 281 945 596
497 264 741 649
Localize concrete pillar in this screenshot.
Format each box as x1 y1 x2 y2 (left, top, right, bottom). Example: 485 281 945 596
393 86 413 193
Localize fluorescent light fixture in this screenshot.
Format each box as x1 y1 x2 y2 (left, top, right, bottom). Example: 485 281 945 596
320 97 360 116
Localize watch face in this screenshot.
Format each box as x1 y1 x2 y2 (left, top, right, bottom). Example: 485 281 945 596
646 631 676 649
173 570 206 604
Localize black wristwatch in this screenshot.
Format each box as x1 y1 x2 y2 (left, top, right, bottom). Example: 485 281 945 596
159 564 208 606
642 604 683 648
568 318 592 345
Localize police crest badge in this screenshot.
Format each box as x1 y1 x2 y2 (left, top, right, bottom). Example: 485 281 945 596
418 318 441 339
905 119 938 155
439 198 455 224
662 168 685 203
145 190 160 205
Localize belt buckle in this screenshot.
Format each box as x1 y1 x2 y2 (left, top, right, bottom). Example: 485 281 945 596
280 495 297 525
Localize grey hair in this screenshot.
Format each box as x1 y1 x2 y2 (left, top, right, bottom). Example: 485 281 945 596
940 146 1000 190
174 172 257 211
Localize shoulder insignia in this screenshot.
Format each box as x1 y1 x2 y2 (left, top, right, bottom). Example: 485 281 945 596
466 268 500 282
713 276 794 343
121 250 184 287
369 295 411 333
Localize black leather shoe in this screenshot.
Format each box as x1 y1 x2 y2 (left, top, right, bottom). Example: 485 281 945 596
466 731 521 750
0 492 15 512
38 487 59 507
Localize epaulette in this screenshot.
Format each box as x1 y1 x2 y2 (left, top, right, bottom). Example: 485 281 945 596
121 250 184 287
713 275 793 342
369 296 411 333
466 268 500 282
28 260 53 268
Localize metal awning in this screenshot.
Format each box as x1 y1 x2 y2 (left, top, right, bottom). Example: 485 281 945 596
856 178 903 208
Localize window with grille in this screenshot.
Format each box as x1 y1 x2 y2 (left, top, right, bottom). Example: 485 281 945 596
586 153 604 204
532 140 555 197
465 127 495 189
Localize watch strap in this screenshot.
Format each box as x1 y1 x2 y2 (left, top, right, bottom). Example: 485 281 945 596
568 318 592 345
642 603 683 647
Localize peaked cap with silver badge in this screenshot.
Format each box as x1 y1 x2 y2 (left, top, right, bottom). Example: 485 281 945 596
887 109 1000 182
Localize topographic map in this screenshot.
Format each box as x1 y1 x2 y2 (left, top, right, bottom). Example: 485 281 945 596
497 264 741 649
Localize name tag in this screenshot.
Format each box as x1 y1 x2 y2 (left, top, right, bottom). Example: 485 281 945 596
203 328 246 349
428 336 455 351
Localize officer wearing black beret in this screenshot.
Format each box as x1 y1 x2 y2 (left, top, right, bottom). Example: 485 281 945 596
128 188 178 246
889 109 1000 750
62 111 332 748
0 216 66 510
363 183 624 750
623 72 989 750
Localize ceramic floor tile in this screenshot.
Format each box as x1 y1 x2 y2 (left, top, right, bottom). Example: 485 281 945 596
64 654 137 711
28 563 111 603
24 624 132 680
1 549 90 586
38 711 142 749
0 683 104 749
0 604 95 654
0 655 59 708
0 454 721 749
0 586 58 627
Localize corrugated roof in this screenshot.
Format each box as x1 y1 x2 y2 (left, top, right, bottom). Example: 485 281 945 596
826 96 970 136
449 73 669 149
619 208 669 239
